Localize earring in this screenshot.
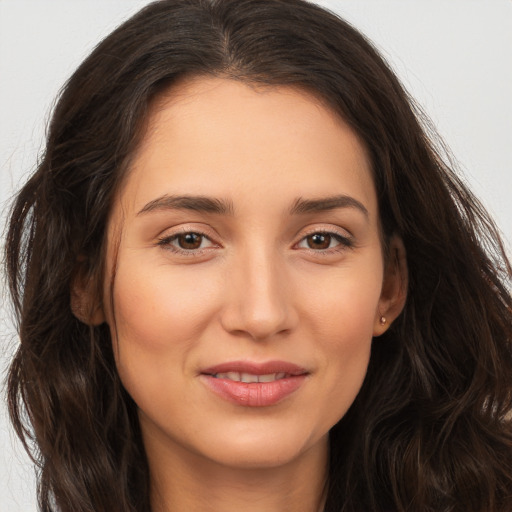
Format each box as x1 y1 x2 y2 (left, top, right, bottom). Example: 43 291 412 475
379 316 387 325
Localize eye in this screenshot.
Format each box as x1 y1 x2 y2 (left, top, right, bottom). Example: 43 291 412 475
158 231 217 253
296 231 353 252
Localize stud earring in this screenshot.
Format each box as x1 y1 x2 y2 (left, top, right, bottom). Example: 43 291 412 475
379 316 387 325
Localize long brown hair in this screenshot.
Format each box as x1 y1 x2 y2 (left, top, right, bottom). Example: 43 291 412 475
5 1 512 510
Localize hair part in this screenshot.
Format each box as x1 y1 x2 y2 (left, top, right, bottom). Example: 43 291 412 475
5 1 512 511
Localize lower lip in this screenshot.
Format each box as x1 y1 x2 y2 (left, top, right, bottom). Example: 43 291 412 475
200 374 307 407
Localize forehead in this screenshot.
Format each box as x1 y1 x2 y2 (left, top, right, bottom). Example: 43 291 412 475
117 76 377 219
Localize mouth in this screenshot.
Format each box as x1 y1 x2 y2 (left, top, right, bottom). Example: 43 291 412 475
211 372 290 383
201 360 308 377
200 361 309 407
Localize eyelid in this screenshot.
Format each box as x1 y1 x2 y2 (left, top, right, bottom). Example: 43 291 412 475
155 223 355 257
155 222 217 239
293 225 355 253
156 225 221 256
298 224 352 239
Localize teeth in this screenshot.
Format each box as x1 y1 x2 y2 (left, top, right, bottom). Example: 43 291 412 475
214 372 286 383
258 373 277 383
241 372 259 383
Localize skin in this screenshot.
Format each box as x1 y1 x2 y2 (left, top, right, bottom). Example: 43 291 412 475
78 77 407 512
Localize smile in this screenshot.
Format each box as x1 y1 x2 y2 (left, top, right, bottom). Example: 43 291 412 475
200 361 308 407
212 372 288 383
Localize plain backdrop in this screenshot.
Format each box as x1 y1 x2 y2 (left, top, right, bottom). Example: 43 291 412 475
1 1 511 510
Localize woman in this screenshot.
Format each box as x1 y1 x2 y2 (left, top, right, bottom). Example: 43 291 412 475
4 0 512 511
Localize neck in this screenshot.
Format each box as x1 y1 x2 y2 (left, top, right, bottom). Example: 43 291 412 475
147 435 328 512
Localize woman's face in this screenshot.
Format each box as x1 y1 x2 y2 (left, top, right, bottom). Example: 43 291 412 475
99 77 404 471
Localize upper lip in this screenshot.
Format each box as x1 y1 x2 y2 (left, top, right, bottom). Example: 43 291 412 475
201 360 308 376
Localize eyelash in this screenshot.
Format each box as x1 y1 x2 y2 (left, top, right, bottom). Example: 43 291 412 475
157 230 218 257
297 228 354 256
157 228 354 257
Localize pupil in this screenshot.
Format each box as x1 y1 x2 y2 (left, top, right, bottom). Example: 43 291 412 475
179 233 202 249
308 233 330 249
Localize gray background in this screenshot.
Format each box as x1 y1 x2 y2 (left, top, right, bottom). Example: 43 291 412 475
1 1 511 510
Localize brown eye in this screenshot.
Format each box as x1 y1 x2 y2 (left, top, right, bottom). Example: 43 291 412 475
296 230 353 252
306 233 332 250
158 231 216 253
177 232 203 249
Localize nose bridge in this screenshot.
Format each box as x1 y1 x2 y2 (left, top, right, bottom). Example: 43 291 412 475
221 239 295 340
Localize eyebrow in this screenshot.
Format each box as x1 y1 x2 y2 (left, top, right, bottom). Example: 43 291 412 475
137 193 368 218
289 195 369 218
137 194 235 216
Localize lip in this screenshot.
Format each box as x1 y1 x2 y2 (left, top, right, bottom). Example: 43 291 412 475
200 360 309 407
201 360 308 376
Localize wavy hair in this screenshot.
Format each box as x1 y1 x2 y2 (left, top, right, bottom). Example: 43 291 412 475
5 0 512 510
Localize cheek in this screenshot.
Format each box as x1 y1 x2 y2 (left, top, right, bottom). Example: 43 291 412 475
105 260 221 420
303 255 383 341
299 257 383 417
110 260 217 352
106 259 222 406
314 287 376 381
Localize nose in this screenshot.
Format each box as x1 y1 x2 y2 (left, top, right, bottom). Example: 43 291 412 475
219 246 298 341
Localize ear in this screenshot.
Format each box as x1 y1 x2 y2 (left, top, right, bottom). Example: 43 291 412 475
373 235 408 336
70 263 105 326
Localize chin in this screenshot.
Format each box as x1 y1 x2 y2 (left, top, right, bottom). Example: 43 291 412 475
194 425 327 470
